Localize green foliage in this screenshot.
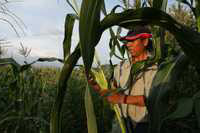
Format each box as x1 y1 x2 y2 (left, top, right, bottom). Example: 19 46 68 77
0 66 52 133
100 7 200 67
195 99 200 128
85 86 98 133
91 69 108 89
164 97 193 120
0 65 114 133
50 48 81 133
63 14 78 60
153 0 168 10
51 1 200 133
79 0 103 75
148 53 189 133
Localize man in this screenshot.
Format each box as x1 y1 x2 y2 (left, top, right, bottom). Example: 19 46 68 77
88 25 157 133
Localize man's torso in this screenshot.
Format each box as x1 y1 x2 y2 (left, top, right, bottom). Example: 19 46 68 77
113 60 157 124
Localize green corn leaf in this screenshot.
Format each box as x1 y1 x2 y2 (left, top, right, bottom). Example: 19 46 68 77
175 0 196 19
0 58 20 70
100 7 200 67
193 90 200 99
101 0 107 15
50 47 81 133
122 0 128 9
135 0 141 9
153 0 165 9
194 99 200 128
113 105 126 133
153 0 168 60
116 26 122 38
147 53 189 133
92 51 108 90
109 28 125 58
66 0 80 15
109 38 116 58
176 0 190 5
71 0 80 15
79 0 103 76
164 97 193 120
85 85 98 133
91 69 108 90
161 0 168 11
37 57 64 63
111 5 122 14
63 14 78 60
0 116 20 125
109 38 113 49
20 63 33 72
151 37 162 63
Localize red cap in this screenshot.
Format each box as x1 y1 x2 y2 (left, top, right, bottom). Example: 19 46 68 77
120 33 152 41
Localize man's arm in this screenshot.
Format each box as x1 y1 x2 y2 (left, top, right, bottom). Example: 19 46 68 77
88 78 146 106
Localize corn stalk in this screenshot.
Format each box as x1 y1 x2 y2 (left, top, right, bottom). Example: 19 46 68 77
153 0 168 59
176 0 200 31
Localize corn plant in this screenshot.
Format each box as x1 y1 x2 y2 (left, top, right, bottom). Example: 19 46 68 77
50 0 200 133
0 57 66 133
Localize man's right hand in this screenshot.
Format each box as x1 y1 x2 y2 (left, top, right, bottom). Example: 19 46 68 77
88 77 146 106
87 76 102 93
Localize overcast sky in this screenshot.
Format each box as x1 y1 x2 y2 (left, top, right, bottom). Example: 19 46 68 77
1 0 175 66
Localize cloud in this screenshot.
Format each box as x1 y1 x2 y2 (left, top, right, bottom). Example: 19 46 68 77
6 34 63 58
4 0 70 37
2 0 125 66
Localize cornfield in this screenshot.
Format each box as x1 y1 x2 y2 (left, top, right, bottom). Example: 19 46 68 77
1 0 200 133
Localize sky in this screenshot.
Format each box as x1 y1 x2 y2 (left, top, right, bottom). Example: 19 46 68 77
1 0 175 67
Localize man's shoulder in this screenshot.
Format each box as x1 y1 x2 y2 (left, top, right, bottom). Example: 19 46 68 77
113 59 132 88
114 59 131 69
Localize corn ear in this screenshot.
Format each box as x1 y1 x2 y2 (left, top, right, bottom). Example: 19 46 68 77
91 69 108 90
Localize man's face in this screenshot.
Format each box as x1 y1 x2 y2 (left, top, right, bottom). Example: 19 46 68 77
126 38 149 57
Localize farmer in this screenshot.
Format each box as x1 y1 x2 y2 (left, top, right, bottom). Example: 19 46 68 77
88 25 157 133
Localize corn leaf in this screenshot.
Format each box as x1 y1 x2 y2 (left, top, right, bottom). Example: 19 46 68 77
161 0 168 11
122 0 128 9
63 14 78 60
66 0 80 15
0 58 20 70
109 28 125 59
85 85 98 133
92 50 108 90
153 0 168 11
37 57 64 63
194 99 200 128
153 0 165 9
100 7 200 67
135 0 141 9
147 53 189 133
113 105 126 133
91 69 108 90
50 47 81 133
193 90 200 99
151 37 161 63
164 98 193 120
101 0 107 15
79 0 103 76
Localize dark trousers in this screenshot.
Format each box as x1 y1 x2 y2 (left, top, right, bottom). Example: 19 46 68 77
124 117 149 133
134 122 149 133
